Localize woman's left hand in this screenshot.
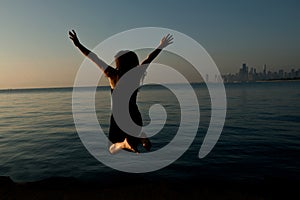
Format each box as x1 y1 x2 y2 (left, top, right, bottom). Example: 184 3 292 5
159 34 174 49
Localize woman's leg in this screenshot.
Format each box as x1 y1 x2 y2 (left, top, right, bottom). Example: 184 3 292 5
108 115 126 143
129 104 152 151
108 115 138 154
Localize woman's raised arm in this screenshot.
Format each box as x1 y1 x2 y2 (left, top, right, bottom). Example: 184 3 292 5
141 34 173 65
69 30 108 72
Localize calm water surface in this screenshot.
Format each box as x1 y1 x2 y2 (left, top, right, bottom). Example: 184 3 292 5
0 82 299 182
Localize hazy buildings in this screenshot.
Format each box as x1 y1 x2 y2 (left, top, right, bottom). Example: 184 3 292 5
222 63 300 83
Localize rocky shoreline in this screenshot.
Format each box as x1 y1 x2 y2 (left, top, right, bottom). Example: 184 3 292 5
0 176 298 199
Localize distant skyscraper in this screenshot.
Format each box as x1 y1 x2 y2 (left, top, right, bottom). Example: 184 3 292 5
291 69 295 78
249 67 253 74
279 69 284 79
249 67 254 81
263 64 267 79
239 63 249 82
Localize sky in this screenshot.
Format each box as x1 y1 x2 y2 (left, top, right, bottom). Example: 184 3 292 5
0 0 299 89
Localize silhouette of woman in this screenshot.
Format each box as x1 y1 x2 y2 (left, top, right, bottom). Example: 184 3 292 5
69 30 173 153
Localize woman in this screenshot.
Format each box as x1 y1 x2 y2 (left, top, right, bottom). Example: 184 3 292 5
69 30 173 153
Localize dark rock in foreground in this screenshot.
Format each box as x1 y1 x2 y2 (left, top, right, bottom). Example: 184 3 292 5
0 176 299 200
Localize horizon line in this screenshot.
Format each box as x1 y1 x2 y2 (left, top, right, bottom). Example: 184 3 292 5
0 82 208 91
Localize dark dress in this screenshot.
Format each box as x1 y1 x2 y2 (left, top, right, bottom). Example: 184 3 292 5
104 66 142 151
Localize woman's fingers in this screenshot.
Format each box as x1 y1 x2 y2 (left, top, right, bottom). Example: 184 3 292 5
165 34 170 40
166 34 173 42
69 30 78 38
69 31 74 38
162 34 173 46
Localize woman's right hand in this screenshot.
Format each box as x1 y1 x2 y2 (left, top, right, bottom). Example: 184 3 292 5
69 30 80 47
159 34 174 49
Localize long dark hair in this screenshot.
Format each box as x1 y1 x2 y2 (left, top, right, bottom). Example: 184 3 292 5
114 50 139 77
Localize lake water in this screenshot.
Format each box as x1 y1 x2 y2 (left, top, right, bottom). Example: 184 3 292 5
0 82 299 183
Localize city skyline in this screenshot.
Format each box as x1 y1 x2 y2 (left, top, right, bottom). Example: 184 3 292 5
222 63 300 83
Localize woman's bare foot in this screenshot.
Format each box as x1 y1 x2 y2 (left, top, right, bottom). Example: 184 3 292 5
109 138 136 154
140 132 152 151
109 142 122 154
122 137 136 152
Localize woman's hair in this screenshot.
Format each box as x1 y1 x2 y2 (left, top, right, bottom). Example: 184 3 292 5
115 50 139 76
